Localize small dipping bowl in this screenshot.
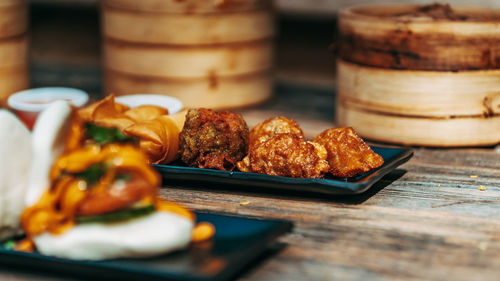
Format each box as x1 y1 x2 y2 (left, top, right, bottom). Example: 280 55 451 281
7 87 89 130
115 94 183 114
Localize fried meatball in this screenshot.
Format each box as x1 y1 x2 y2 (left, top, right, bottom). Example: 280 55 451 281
313 127 384 177
179 108 249 171
249 116 304 148
237 133 329 178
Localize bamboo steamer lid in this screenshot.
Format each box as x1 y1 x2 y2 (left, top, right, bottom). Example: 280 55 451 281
102 6 274 45
337 60 500 117
336 100 500 147
338 3 500 71
104 39 273 78
105 70 272 109
102 0 271 14
0 1 28 40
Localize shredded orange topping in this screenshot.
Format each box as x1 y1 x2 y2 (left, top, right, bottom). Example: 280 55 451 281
18 106 215 251
21 144 160 238
192 222 216 243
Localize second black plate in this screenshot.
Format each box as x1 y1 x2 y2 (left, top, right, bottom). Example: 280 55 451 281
154 146 413 195
0 213 292 281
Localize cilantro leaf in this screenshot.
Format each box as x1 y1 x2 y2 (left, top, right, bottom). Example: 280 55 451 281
75 163 108 187
85 123 136 146
76 205 155 224
1 240 16 250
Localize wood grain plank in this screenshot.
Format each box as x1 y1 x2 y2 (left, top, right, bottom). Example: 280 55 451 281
159 182 500 281
156 138 500 281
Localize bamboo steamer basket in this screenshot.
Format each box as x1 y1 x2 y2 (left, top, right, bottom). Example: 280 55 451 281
336 4 500 147
104 40 272 78
337 100 500 147
338 4 500 71
102 6 274 45
101 0 275 109
105 70 272 109
103 0 271 14
0 65 29 104
0 1 28 105
337 60 500 117
0 36 28 70
0 0 28 40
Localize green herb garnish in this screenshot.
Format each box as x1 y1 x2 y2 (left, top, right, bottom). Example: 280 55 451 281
1 240 16 250
115 173 132 182
85 123 136 146
76 205 155 224
75 163 108 187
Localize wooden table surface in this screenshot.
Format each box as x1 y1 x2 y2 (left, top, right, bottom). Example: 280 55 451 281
1 84 499 281
3 3 497 280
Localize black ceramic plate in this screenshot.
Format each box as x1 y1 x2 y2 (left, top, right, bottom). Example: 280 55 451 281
154 146 413 195
0 213 292 281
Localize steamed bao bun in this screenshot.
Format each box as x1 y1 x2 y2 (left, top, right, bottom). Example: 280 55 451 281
0 110 31 240
34 212 193 260
25 101 194 260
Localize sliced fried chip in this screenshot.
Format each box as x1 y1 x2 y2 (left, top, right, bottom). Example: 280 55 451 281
124 105 169 122
78 95 129 121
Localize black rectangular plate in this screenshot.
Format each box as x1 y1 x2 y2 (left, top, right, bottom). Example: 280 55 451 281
154 146 413 195
0 213 292 281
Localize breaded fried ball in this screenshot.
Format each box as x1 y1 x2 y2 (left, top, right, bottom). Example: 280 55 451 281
237 133 329 178
178 108 249 171
313 127 384 177
249 116 304 148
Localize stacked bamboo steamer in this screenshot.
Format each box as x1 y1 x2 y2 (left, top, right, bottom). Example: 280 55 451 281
0 0 29 106
336 4 500 146
101 0 275 109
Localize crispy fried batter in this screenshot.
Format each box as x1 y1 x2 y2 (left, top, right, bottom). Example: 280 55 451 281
249 116 304 148
178 108 249 171
77 95 181 165
237 133 329 178
313 127 384 177
124 105 169 122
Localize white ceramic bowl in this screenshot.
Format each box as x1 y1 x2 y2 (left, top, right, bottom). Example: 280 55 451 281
115 94 183 114
7 87 89 129
8 87 89 112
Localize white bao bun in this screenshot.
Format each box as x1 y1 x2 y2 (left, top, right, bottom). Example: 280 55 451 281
26 100 72 206
0 110 31 240
34 212 193 260
26 100 194 260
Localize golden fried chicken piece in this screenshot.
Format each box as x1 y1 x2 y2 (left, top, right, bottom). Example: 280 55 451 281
237 133 329 178
313 127 384 177
239 116 305 173
249 116 304 148
178 108 249 171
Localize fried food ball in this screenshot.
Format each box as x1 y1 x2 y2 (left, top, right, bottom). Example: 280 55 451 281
249 116 304 148
237 133 329 178
313 127 384 177
178 108 249 171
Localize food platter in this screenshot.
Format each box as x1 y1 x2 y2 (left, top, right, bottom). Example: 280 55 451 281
155 146 413 195
0 213 292 281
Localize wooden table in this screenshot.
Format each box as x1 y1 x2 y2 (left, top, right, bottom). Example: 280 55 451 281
1 83 499 281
